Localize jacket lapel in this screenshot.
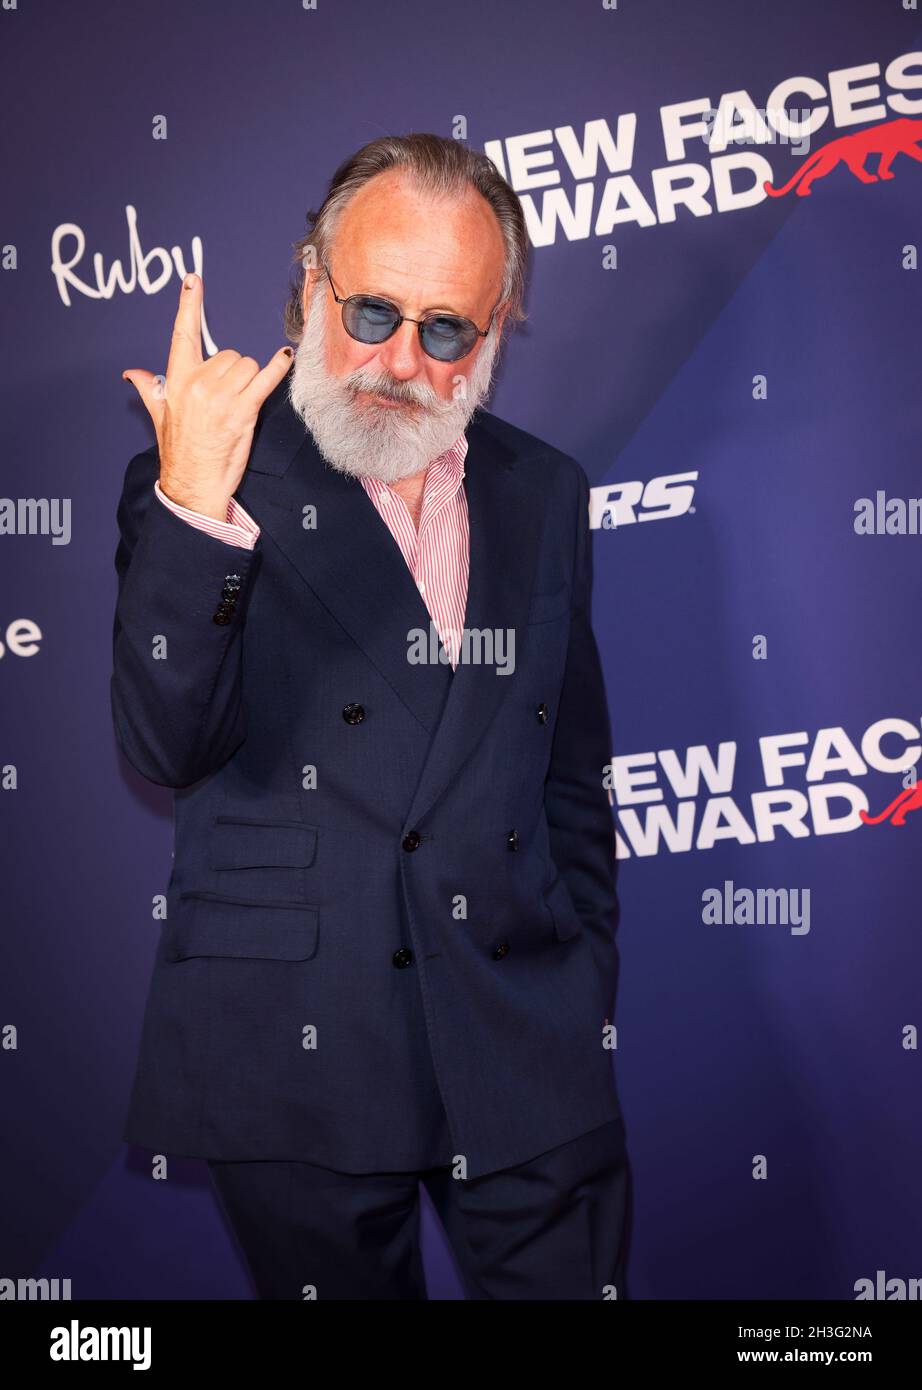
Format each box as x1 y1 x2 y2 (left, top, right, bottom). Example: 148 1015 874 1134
237 375 546 825
400 424 543 827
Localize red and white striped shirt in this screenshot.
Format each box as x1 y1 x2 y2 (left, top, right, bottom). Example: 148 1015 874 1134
154 434 470 668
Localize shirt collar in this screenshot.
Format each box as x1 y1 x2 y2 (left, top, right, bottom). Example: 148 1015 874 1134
362 433 468 501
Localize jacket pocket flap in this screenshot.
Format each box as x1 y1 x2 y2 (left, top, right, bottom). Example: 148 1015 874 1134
210 818 318 870
169 893 319 961
527 583 570 625
544 876 582 942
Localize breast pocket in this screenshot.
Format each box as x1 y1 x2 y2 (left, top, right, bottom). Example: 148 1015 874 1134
166 892 319 962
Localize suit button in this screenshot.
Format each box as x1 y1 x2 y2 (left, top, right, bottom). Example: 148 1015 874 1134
492 943 510 961
342 703 365 724
536 702 548 724
507 828 518 851
212 605 233 625
393 948 413 968
402 831 421 851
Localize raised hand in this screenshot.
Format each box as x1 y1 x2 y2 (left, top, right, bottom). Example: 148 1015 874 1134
122 273 293 522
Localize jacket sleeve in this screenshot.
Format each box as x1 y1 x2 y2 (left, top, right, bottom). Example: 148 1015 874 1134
544 458 620 1015
110 446 258 788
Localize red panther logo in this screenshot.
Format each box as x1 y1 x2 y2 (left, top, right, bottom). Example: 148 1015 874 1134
860 785 922 827
764 117 922 197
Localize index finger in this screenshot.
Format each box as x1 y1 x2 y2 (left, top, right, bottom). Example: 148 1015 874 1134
165 273 205 379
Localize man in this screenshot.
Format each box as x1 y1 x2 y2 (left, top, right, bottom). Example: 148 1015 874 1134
114 133 628 1300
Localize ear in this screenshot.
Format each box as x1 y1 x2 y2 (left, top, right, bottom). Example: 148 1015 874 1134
301 269 316 323
300 258 324 325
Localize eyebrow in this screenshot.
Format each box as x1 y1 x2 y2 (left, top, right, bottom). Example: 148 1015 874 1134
327 262 477 321
362 285 469 319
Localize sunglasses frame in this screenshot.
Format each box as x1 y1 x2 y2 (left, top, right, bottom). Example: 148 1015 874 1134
320 262 499 363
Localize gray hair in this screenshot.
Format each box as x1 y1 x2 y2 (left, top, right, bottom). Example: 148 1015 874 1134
283 133 530 343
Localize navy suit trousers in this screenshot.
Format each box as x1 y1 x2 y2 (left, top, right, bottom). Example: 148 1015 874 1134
207 1116 630 1301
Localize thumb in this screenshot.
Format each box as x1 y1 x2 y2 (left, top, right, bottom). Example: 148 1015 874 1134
122 368 166 422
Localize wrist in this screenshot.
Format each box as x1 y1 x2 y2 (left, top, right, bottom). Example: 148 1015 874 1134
159 477 232 523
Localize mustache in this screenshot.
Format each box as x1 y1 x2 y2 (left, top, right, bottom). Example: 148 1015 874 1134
346 372 443 408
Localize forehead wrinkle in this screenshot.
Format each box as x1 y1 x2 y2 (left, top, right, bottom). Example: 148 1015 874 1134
337 248 484 319
334 183 503 319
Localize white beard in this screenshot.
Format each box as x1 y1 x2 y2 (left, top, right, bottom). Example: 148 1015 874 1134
287 280 502 484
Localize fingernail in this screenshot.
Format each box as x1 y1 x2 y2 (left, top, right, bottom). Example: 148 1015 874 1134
282 347 294 358
183 274 198 291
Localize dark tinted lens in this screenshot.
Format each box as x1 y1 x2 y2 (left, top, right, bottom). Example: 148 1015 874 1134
343 296 400 344
421 315 477 362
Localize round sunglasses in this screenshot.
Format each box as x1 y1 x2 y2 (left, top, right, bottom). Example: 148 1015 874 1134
321 262 499 363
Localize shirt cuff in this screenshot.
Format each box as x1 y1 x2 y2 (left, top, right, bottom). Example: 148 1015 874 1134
154 480 260 549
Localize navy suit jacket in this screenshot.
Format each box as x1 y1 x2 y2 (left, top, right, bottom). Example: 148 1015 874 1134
111 375 622 1179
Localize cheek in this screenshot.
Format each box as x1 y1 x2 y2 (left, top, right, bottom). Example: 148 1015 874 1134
327 333 376 378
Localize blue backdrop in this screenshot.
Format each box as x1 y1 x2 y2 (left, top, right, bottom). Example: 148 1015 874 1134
2 0 920 1300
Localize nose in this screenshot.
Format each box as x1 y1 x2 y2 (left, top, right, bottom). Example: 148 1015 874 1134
376 318 428 381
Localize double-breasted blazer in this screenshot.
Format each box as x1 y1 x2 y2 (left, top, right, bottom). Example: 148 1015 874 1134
111 375 623 1179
